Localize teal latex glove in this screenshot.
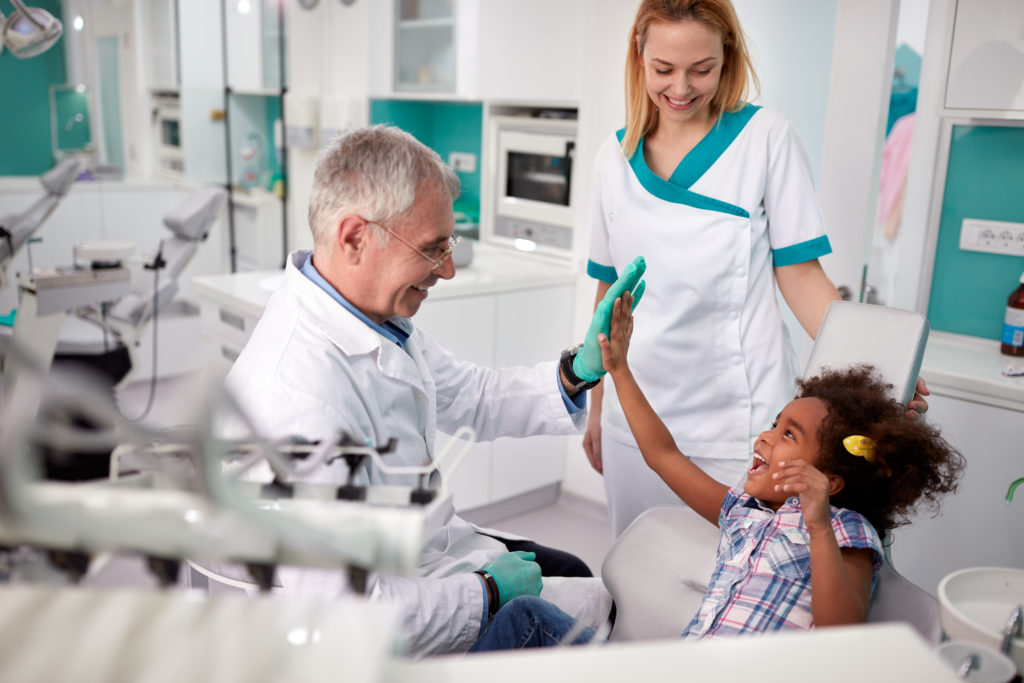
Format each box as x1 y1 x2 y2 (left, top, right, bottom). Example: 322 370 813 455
483 551 542 608
573 255 647 382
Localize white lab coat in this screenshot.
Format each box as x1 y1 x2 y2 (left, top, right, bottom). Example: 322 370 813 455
224 250 586 657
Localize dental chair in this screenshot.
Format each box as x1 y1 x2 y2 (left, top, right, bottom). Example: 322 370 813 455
601 301 941 644
0 157 82 290
52 186 228 387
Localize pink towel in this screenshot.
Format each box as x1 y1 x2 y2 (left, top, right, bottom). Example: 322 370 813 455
877 114 915 239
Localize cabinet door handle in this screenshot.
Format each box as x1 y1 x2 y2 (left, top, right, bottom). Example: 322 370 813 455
220 345 240 362
219 308 246 331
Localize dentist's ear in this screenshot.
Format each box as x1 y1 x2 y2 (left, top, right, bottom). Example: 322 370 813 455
337 215 372 263
827 474 845 497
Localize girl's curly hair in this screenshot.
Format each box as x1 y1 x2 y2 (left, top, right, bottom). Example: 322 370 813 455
796 365 964 540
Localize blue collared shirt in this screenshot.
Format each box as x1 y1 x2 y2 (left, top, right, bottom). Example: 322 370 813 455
298 253 584 415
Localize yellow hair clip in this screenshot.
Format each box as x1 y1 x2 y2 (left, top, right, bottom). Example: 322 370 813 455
843 435 892 476
843 435 877 461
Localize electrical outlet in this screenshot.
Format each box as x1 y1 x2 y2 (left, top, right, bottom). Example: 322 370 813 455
448 152 477 173
959 218 1024 256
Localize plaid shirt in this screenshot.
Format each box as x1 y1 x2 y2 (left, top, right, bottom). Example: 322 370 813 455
681 487 883 639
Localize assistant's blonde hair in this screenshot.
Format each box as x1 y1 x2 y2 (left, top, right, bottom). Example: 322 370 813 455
621 0 760 158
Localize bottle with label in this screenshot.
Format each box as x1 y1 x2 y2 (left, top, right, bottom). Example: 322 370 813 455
1001 271 1024 356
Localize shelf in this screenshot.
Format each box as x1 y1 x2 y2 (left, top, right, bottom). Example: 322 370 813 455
227 88 285 98
397 18 454 29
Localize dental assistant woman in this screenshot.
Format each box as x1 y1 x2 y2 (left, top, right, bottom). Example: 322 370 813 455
583 0 843 537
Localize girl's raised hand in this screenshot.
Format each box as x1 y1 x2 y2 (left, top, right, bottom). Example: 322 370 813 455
597 293 634 377
772 459 834 531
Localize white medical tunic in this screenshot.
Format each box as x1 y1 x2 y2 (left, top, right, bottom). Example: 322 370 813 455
224 250 586 657
587 105 832 527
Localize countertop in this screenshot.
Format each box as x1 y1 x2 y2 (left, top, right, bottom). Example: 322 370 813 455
192 243 578 319
921 331 1024 412
385 623 959 683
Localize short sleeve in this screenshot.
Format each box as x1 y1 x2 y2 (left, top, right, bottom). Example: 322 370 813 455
762 117 832 267
831 507 884 573
586 134 622 284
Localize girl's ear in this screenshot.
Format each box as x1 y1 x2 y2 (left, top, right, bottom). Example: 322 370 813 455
827 474 845 497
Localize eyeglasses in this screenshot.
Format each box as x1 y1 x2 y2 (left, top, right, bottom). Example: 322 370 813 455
368 219 462 270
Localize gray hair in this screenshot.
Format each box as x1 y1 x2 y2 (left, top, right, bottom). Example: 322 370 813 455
308 125 460 248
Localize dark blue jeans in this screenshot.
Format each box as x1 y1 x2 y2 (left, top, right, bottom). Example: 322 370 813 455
468 596 595 652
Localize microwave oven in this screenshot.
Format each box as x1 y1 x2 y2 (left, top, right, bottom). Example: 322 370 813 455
151 96 184 179
488 115 577 254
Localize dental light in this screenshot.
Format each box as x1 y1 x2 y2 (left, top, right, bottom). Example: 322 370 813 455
1 0 63 59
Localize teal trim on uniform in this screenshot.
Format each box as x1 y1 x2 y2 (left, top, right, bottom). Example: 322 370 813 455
927 124 1024 340
0 309 16 327
670 104 760 189
772 235 833 267
616 129 749 218
587 260 618 283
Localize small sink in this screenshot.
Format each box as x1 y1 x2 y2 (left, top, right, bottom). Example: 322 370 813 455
939 567 1024 675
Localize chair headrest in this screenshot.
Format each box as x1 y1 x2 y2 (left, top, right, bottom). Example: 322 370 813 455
163 187 229 241
40 158 83 196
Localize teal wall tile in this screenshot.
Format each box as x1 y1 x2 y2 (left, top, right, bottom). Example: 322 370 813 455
927 124 1024 340
369 99 483 218
0 0 66 175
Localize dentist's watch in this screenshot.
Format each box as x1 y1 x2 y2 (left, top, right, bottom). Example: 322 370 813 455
559 344 600 393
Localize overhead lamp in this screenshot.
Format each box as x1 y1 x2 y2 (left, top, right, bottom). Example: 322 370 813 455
1 0 63 59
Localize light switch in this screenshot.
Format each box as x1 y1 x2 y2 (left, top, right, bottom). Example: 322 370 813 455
448 152 477 173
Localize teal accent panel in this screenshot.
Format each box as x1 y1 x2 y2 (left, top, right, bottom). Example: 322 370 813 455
772 235 832 267
927 124 1024 340
670 103 759 188
0 0 65 175
369 99 483 215
587 260 618 283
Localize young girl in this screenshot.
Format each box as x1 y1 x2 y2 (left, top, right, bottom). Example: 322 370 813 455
598 293 964 636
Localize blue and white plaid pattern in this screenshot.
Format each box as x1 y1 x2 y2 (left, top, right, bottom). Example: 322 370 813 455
681 487 883 639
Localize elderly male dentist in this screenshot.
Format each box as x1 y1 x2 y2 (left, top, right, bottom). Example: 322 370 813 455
224 124 645 657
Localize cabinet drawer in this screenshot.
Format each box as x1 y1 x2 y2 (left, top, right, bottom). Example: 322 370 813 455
200 301 260 346
201 332 245 377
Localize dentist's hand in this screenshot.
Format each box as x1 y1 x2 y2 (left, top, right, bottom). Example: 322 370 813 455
573 256 646 382
483 551 542 607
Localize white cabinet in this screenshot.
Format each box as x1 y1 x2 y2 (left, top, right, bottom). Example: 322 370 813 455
140 0 179 92
416 283 574 510
230 193 284 272
889 391 1024 596
224 0 285 93
944 0 1024 113
369 0 583 102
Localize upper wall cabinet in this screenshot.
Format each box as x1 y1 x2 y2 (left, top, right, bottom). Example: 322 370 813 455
945 0 1024 113
140 0 179 93
225 0 286 93
369 0 583 102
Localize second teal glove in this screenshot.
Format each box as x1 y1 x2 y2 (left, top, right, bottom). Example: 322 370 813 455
483 550 542 608
573 255 647 382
